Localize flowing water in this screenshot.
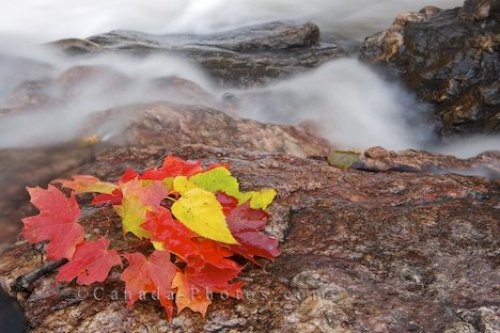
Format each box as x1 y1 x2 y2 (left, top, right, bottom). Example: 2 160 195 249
0 0 497 153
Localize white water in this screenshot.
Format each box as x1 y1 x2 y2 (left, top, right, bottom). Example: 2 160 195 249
2 0 462 42
1 0 498 156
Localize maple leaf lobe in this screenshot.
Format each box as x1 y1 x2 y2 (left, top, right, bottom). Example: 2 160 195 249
21 185 84 260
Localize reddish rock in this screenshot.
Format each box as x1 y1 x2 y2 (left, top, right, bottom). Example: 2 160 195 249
0 105 498 332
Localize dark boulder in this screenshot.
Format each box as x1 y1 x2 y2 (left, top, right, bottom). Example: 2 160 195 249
360 0 500 137
51 21 348 87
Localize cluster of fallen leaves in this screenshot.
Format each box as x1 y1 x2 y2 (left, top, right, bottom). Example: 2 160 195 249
21 156 280 320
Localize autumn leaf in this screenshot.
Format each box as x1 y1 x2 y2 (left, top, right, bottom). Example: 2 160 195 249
216 192 238 215
238 188 277 210
143 208 240 271
56 237 121 285
188 167 239 197
172 176 199 195
172 272 212 318
185 264 244 298
185 239 240 272
327 150 361 169
55 175 118 194
141 155 203 180
171 188 237 244
142 207 197 252
91 188 123 206
19 155 280 322
114 179 168 238
120 169 140 182
226 201 280 263
175 166 276 209
21 185 84 260
121 251 177 321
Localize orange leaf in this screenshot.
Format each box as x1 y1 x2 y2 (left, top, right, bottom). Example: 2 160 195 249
172 272 211 318
55 175 118 194
121 251 177 321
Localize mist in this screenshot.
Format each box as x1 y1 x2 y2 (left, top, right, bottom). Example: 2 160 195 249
1 0 497 157
2 0 462 42
233 59 433 150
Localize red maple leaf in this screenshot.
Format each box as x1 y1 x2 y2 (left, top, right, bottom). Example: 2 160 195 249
141 155 203 180
120 168 139 182
224 200 280 264
91 188 123 206
56 237 122 285
142 208 239 271
216 192 238 215
21 185 84 260
185 264 244 298
121 251 178 321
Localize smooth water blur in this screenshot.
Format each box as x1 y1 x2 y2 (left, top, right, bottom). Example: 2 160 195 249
234 59 433 150
2 0 462 41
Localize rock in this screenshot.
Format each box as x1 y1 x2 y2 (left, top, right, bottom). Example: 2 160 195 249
5 65 130 111
47 38 102 55
0 54 53 112
0 102 331 245
360 0 500 137
355 146 500 178
149 76 218 107
0 104 499 332
51 21 348 87
459 0 494 20
1 144 499 332
98 103 332 158
57 65 130 97
5 79 54 110
0 288 25 333
4 65 223 113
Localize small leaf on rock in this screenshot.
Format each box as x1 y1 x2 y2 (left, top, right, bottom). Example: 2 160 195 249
327 150 361 169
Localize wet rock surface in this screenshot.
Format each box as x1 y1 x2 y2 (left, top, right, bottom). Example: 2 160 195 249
360 0 500 137
0 102 331 247
51 21 348 87
0 106 499 332
355 146 500 178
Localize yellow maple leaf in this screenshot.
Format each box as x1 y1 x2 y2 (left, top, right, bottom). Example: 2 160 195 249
173 176 199 195
115 195 151 239
114 179 167 239
188 167 239 197
244 188 277 209
171 188 237 244
174 167 276 209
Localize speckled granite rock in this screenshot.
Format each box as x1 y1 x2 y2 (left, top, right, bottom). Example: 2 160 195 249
1 138 498 332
